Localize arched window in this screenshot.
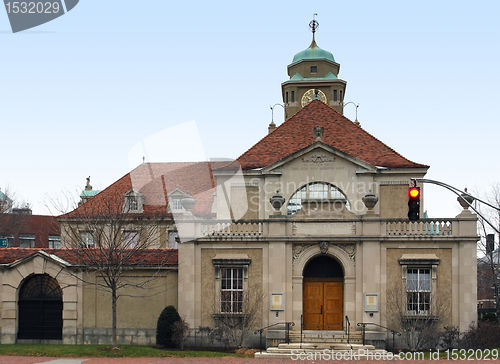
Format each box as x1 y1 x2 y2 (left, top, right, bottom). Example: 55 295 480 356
18 274 63 340
287 182 350 215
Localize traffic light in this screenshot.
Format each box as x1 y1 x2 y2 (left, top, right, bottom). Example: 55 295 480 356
408 187 420 221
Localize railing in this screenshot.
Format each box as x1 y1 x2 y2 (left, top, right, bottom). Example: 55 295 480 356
254 321 295 354
345 315 350 344
386 219 452 236
201 221 263 237
357 322 401 353
300 314 303 349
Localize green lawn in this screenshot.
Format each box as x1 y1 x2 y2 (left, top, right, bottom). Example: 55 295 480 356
0 344 253 358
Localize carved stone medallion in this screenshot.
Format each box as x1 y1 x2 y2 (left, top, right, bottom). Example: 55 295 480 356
319 241 329 254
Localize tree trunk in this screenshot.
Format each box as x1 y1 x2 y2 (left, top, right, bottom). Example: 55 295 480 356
112 287 118 348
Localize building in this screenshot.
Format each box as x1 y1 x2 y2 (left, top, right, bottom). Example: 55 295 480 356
0 206 61 249
0 21 478 349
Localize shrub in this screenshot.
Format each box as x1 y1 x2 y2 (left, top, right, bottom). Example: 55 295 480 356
441 326 460 349
171 317 190 349
460 321 500 349
156 305 181 348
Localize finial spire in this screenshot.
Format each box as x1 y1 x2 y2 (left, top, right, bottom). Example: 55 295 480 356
309 14 319 43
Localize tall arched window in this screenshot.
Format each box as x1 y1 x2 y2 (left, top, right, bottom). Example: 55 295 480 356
287 182 350 215
18 274 63 340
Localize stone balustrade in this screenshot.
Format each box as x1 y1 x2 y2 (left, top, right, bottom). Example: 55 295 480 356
385 219 453 236
188 213 475 241
200 221 264 237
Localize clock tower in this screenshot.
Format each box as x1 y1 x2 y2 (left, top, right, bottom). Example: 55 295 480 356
281 18 347 119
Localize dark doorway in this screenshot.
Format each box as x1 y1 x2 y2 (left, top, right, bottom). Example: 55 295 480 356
18 274 63 340
303 255 344 330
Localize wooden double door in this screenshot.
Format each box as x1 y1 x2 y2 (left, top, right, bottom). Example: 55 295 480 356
303 278 343 330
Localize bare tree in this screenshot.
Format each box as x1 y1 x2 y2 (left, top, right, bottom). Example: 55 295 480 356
57 190 176 348
0 187 14 214
0 187 31 246
172 317 190 349
211 285 265 348
386 286 451 351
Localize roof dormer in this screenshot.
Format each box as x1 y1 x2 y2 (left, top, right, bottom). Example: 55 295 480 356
123 189 145 213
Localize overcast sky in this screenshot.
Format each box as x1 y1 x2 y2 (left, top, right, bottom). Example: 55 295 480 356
1 0 499 218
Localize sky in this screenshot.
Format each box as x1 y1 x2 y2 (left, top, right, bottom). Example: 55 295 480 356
1 0 499 218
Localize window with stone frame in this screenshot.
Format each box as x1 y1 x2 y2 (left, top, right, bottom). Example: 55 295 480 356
220 267 244 313
399 254 440 317
406 268 431 315
212 254 251 315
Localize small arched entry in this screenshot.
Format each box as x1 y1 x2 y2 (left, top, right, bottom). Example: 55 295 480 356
303 255 344 330
18 274 63 340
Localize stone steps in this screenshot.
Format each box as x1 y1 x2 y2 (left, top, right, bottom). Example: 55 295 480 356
255 343 389 359
255 330 385 359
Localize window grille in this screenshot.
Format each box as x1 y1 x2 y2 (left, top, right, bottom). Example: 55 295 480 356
220 267 244 313
287 182 350 215
407 268 431 315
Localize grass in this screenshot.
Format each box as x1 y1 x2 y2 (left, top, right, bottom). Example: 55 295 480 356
0 344 254 358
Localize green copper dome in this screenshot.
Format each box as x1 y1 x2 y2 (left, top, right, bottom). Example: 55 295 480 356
292 39 335 64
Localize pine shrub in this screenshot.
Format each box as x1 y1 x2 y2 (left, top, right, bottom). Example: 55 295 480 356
156 305 181 348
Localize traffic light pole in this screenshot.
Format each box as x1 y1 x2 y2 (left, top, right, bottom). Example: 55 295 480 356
411 178 500 235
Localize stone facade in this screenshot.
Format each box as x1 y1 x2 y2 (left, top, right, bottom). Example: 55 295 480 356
0 26 479 348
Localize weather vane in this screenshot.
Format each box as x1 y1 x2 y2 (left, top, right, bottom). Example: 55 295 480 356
309 13 319 34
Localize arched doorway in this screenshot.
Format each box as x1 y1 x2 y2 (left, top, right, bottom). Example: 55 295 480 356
303 255 344 330
18 274 63 340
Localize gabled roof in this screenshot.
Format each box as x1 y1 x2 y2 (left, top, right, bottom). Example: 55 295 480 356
0 248 178 267
63 162 218 218
236 100 428 171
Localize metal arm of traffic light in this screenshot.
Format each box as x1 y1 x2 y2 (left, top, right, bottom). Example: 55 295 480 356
411 178 500 235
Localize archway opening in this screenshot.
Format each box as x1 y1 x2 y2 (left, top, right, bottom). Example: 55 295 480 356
303 255 344 278
18 274 63 340
303 255 344 330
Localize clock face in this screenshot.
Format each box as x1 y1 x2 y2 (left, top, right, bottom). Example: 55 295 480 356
301 88 327 107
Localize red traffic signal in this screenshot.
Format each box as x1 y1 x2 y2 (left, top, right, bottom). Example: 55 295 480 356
408 187 420 221
408 187 420 199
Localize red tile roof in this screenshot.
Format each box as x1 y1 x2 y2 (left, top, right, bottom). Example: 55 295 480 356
63 162 218 218
0 248 178 267
236 100 428 170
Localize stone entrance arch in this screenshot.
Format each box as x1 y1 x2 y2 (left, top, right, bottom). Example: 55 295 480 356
292 244 356 330
18 274 63 340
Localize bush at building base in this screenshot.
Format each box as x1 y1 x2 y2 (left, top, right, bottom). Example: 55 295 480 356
156 305 181 348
